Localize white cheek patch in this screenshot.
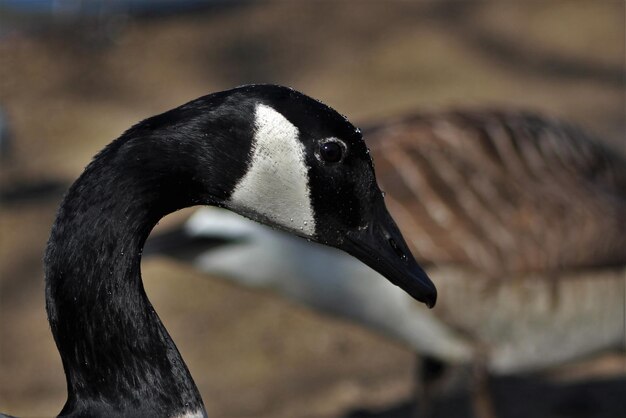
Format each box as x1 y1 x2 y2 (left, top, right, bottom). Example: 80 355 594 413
171 410 205 418
229 104 316 237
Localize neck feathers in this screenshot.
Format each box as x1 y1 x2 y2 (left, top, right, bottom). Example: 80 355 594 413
45 135 208 417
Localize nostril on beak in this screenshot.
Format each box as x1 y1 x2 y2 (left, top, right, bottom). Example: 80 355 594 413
388 238 407 261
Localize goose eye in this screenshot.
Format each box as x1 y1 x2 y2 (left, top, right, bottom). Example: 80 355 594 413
320 140 343 163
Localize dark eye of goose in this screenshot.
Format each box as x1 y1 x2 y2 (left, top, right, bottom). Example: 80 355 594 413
319 140 344 163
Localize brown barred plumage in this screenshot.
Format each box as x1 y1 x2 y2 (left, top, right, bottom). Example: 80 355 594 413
365 109 626 276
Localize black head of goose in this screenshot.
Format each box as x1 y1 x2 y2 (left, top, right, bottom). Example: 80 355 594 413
38 85 436 418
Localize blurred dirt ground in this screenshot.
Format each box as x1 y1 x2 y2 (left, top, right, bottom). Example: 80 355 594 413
0 1 624 417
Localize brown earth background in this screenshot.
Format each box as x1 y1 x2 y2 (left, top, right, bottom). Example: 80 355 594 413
0 1 624 417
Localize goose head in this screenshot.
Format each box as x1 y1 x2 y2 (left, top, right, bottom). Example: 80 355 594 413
40 84 437 417
179 84 437 306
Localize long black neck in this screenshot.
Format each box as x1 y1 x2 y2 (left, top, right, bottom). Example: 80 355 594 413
44 104 252 417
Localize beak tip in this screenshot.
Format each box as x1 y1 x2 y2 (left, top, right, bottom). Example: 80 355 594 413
411 269 437 308
422 286 437 309
403 274 437 308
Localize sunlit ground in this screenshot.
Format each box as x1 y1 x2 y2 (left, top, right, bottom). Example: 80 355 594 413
1 1 624 417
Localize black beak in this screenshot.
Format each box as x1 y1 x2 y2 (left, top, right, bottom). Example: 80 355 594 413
341 200 437 308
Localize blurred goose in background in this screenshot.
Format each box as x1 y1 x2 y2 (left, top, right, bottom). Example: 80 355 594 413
146 109 626 416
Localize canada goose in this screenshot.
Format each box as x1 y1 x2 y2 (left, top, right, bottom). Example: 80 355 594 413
145 109 626 413
2 85 437 418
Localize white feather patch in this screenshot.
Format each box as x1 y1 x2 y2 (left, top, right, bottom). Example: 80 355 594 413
229 104 316 236
171 409 205 418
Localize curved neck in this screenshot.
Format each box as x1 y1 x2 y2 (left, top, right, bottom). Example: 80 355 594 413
44 136 224 417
